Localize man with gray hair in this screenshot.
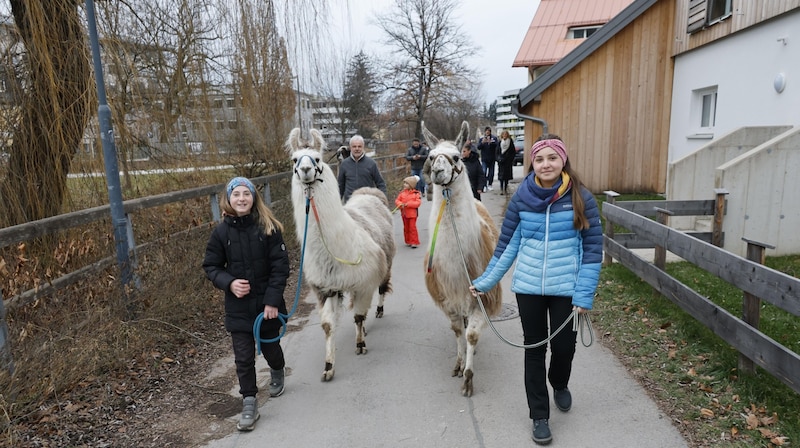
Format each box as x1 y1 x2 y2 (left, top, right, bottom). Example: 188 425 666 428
337 135 387 202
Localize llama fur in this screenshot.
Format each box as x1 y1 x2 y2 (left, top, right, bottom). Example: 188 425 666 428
423 121 502 397
285 128 395 381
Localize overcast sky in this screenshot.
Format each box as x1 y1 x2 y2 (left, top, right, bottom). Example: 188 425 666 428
329 0 541 105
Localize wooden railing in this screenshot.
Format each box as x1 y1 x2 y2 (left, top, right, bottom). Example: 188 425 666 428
0 154 407 372
601 192 800 394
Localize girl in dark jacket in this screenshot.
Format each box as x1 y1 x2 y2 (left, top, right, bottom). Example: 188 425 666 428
461 143 486 200
203 177 291 431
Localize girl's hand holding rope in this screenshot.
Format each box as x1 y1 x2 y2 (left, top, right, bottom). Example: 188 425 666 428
263 305 279 320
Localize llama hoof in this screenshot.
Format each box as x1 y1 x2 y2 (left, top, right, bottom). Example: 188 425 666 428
321 369 335 382
355 344 368 355
452 368 464 378
375 306 384 318
461 370 474 397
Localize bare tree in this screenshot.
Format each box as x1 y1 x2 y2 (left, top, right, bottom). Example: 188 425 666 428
0 0 92 227
231 0 296 174
376 0 480 139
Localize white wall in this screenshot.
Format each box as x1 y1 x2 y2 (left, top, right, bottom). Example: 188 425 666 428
668 10 800 163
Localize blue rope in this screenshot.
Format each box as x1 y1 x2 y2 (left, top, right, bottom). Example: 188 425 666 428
253 195 310 353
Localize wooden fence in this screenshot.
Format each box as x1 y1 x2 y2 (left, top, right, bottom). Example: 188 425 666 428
601 191 800 394
0 154 407 373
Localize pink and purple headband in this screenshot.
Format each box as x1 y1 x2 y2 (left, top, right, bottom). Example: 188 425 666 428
530 139 568 164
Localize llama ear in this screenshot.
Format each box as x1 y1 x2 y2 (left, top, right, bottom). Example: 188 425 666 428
285 128 303 153
421 121 438 148
308 129 327 152
455 121 469 149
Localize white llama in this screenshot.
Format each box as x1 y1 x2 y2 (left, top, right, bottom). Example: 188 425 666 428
285 128 395 381
422 121 502 397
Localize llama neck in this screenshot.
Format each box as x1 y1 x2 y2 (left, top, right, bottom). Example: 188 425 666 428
293 164 348 234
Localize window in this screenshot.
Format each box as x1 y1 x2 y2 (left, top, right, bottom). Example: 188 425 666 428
567 25 601 39
707 0 732 24
213 99 223 108
690 86 718 136
226 98 235 108
700 91 716 128
687 0 732 33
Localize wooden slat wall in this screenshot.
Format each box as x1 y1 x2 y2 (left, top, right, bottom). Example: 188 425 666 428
525 0 675 193
674 0 800 55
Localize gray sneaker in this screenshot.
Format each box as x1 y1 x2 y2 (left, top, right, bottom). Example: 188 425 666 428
269 368 285 397
237 396 260 431
532 419 552 445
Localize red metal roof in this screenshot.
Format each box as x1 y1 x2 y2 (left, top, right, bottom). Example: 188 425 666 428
513 0 635 68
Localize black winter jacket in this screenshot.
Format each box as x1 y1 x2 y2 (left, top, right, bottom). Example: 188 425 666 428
462 149 486 200
203 213 290 333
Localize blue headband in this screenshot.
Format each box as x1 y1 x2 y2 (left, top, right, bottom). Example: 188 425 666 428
226 177 256 199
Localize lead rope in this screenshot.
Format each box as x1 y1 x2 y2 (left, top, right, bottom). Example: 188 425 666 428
442 189 593 348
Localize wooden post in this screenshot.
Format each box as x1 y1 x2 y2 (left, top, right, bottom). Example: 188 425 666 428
602 191 620 266
738 237 775 374
712 188 728 247
653 207 673 271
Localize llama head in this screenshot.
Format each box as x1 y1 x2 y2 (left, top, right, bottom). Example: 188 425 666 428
285 128 327 185
423 121 471 187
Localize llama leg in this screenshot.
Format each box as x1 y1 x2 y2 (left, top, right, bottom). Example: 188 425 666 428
318 289 342 382
375 277 392 318
351 291 371 355
448 313 466 378
461 310 487 397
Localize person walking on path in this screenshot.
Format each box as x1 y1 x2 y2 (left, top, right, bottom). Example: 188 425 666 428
478 126 498 191
405 138 429 193
469 135 603 445
461 142 486 201
338 134 388 203
203 177 291 432
395 175 422 248
496 130 516 195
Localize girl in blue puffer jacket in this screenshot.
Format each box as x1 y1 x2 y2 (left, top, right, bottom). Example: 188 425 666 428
470 135 602 446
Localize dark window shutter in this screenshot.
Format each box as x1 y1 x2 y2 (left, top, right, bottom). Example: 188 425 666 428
687 0 708 33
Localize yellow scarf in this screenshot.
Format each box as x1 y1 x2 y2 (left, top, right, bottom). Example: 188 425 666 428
535 172 571 203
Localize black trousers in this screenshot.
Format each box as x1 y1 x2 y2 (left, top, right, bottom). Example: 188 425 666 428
230 317 285 398
516 294 577 420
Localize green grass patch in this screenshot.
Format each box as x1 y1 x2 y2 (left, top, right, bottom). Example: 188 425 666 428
594 257 799 447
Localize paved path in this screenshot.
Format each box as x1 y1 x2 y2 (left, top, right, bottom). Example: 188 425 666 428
201 167 688 448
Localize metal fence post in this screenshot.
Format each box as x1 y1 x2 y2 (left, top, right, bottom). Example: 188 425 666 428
738 237 775 374
0 291 14 374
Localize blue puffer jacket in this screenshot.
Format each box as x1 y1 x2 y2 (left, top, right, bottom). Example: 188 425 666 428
472 173 602 309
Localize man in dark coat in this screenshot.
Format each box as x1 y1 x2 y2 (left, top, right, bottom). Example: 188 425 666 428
478 126 498 191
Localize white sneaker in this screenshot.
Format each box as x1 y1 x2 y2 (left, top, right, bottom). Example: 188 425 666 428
488 185 494 191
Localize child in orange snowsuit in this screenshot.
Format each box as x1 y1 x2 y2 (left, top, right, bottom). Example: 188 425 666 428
395 175 422 248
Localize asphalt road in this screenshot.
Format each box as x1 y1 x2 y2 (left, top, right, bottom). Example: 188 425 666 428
201 166 688 448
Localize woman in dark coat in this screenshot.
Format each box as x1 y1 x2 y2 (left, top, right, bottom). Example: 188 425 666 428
496 129 516 195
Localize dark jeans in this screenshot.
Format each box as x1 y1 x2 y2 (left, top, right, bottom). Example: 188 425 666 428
482 159 495 186
231 318 285 397
411 168 425 193
516 294 577 420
